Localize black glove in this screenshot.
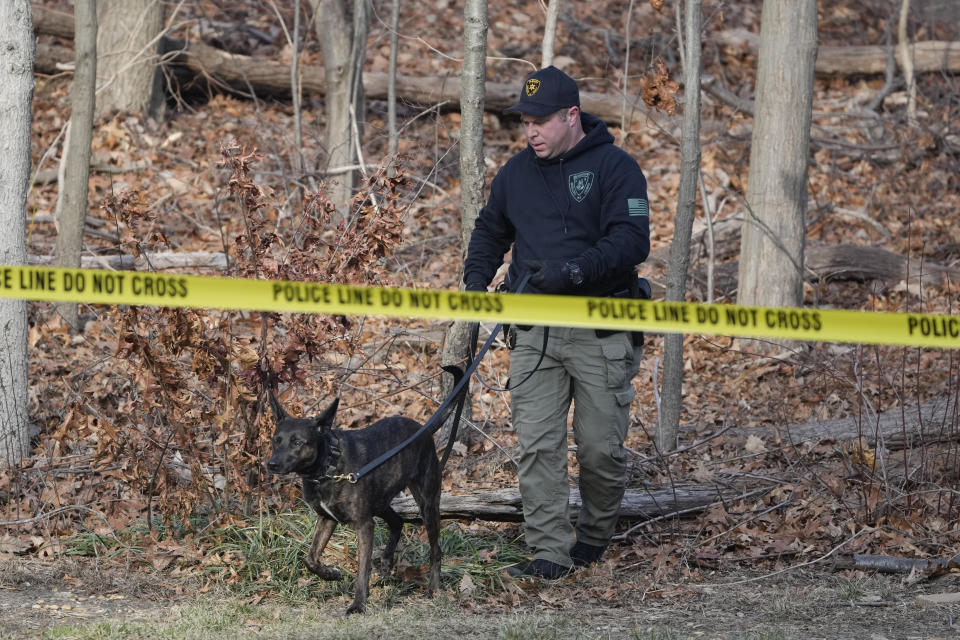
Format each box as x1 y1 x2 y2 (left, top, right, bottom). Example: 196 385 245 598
524 260 581 294
464 279 487 292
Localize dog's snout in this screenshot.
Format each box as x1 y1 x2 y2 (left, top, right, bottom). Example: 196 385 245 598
266 457 282 473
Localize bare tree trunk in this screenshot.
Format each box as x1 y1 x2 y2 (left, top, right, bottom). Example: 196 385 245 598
95 0 165 119
290 0 306 202
387 0 400 164
439 0 488 451
897 0 918 126
620 0 637 137
658 0 702 451
457 0 488 275
736 0 816 319
541 0 561 67
54 0 96 332
309 0 369 227
0 0 33 466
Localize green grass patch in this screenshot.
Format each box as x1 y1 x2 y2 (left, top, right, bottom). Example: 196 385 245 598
196 507 530 604
56 505 531 607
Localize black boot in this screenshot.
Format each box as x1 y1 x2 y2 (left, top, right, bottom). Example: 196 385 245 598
569 541 606 567
506 558 573 579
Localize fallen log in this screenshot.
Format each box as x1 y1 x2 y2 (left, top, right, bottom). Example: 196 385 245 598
27 250 229 270
817 41 960 76
831 553 960 574
716 29 960 75
390 485 740 522
32 4 74 40
35 40 75 75
772 395 960 452
806 244 960 288
648 240 960 300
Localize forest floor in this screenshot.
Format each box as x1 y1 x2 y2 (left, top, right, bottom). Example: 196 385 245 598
2 553 959 639
4 1 960 638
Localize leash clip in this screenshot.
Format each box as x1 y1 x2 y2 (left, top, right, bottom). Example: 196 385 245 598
331 472 359 484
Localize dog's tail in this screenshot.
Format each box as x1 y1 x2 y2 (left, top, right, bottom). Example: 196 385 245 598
438 364 466 470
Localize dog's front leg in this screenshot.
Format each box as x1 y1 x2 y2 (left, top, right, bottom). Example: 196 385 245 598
304 516 343 581
346 519 374 615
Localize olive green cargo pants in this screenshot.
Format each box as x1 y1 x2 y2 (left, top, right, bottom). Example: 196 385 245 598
509 325 639 568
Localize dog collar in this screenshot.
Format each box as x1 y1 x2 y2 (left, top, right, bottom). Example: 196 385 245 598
321 432 343 478
303 431 346 481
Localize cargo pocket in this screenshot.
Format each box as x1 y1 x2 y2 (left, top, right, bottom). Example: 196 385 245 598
615 388 635 407
613 388 635 444
601 340 630 389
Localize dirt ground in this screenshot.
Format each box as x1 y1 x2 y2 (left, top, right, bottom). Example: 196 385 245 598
2 555 958 640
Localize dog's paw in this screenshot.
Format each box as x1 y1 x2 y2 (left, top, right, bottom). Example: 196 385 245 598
304 558 343 581
316 566 344 581
375 557 396 576
345 601 366 615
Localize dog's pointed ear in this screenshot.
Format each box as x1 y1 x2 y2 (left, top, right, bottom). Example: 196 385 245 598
268 391 289 422
313 396 339 433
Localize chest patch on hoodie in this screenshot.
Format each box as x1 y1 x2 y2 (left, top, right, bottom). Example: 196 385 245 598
568 171 595 203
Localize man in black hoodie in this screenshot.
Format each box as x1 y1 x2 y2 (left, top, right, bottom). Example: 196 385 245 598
463 66 650 578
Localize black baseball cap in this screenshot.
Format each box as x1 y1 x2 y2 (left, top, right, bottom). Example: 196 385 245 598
505 66 580 117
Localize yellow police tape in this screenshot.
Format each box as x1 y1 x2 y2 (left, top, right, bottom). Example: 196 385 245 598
1 264 958 348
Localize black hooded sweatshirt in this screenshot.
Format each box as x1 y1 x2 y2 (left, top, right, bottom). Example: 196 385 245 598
464 112 650 296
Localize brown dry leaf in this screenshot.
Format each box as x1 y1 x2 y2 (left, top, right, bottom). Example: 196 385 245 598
501 589 521 608
745 435 767 454
231 343 260 368
649 0 665 9
692 462 715 483
0 535 34 555
640 61 680 115
841 439 877 468
39 543 66 558
458 572 476 596
478 546 498 562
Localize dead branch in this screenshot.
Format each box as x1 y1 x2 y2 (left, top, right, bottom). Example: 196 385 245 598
615 486 775 541
630 423 734 465
831 553 960 574
0 504 112 528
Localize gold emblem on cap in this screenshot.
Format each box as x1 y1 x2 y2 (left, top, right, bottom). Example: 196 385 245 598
525 79 541 96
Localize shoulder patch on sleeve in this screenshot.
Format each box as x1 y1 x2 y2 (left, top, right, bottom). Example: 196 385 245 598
627 198 649 217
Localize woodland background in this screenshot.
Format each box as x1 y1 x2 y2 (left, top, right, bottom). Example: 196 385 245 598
1 0 960 638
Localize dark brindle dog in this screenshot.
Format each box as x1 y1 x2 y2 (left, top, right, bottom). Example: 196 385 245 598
266 366 462 614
